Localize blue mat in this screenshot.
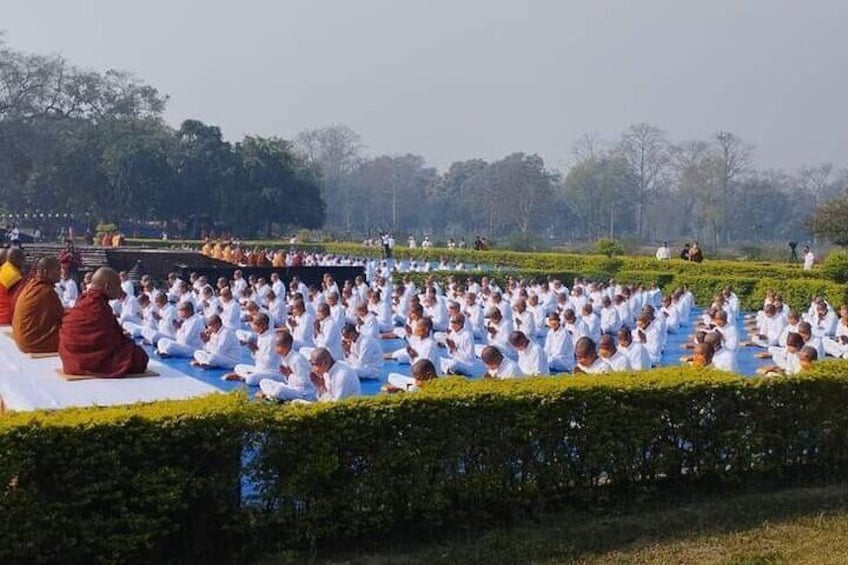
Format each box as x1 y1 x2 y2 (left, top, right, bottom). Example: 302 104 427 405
145 306 775 400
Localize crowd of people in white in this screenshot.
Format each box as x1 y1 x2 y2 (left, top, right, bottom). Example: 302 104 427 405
50 251 838 403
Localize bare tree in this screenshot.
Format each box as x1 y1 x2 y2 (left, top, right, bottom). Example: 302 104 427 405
713 131 753 246
295 125 364 230
617 123 670 239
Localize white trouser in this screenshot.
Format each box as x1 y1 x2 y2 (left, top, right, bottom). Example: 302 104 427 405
140 327 171 344
440 357 484 377
193 350 239 369
259 378 317 401
157 339 194 357
823 337 848 359
234 364 279 386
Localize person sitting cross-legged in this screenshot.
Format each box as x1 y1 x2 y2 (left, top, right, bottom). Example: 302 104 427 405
191 314 241 369
157 301 205 358
223 312 279 384
308 346 361 402
255 331 317 402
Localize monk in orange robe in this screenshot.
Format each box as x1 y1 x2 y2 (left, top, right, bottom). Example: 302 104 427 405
0 247 27 325
59 267 149 377
12 257 64 353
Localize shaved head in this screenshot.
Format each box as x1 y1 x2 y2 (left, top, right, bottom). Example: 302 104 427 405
5 248 24 270
90 267 122 299
36 257 61 284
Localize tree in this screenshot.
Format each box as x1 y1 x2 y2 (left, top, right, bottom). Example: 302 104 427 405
235 136 324 237
562 153 631 240
713 131 752 245
295 125 363 231
617 123 670 238
808 195 848 246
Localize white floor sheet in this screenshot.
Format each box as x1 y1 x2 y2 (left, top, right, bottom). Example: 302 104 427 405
0 331 219 412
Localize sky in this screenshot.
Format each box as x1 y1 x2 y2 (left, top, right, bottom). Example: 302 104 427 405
3 0 848 173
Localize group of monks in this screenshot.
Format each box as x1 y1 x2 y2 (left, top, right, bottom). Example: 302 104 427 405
0 248 148 377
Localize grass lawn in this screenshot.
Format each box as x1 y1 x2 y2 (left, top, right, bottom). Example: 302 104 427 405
266 484 848 564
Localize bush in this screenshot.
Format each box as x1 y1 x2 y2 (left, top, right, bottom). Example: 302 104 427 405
6 365 848 561
595 238 625 258
0 395 249 564
822 250 848 283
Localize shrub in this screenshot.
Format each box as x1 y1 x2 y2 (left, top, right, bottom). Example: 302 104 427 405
6 365 848 561
822 250 848 283
595 238 625 258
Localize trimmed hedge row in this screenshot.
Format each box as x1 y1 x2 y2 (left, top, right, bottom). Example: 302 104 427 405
5 364 848 562
126 238 830 283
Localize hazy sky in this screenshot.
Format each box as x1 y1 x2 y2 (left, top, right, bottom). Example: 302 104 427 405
4 0 848 172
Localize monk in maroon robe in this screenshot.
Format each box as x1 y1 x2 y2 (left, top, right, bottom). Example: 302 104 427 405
12 257 64 353
0 248 27 325
59 267 149 377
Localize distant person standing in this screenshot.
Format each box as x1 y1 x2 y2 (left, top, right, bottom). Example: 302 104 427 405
688 241 703 263
680 243 691 261
655 241 671 261
803 246 815 270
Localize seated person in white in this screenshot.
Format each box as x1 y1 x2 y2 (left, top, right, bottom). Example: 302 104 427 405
598 335 631 372
354 302 379 339
712 309 738 352
402 317 443 369
218 288 242 330
751 304 785 347
479 307 515 359
508 330 549 376
704 331 738 373
599 296 621 336
140 292 177 345
287 299 315 350
255 331 317 402
384 358 438 393
573 336 611 375
341 323 384 380
56 268 79 308
544 312 574 373
760 332 805 376
809 301 838 338
481 345 524 379
223 313 279 385
823 309 848 359
157 301 205 357
308 347 361 402
441 313 485 377
191 314 241 369
309 303 344 362
512 299 536 340
122 293 155 337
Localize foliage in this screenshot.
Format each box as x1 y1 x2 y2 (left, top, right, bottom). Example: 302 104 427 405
595 238 624 258
822 250 848 284
808 194 848 247
6 365 848 562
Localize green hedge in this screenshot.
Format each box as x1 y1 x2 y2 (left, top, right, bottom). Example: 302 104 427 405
5 365 848 562
0 395 249 564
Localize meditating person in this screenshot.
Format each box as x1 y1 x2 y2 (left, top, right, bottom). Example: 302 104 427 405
192 314 241 369
0 247 26 325
308 346 361 402
573 337 611 375
223 313 279 384
341 323 384 380
58 267 149 377
509 330 549 376
383 358 439 393
12 257 64 353
157 301 205 358
255 331 317 402
481 345 523 379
